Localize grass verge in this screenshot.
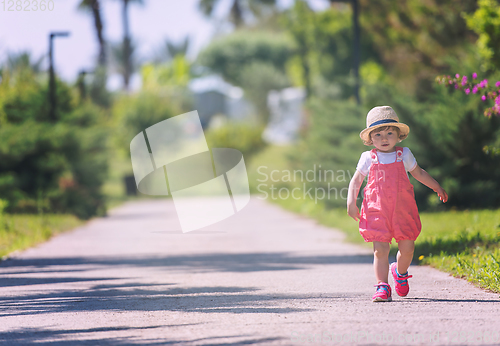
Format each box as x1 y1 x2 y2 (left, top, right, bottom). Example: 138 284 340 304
0 213 83 259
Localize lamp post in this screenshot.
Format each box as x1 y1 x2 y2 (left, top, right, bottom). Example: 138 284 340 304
48 31 70 121
77 69 94 102
329 0 360 105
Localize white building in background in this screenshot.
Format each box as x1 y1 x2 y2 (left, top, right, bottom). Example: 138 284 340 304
189 75 256 128
189 76 306 145
263 87 306 145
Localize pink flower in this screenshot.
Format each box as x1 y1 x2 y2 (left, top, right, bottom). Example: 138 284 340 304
496 81 500 88
454 84 459 89
482 95 487 101
472 72 477 79
455 74 460 78
495 96 500 105
473 86 478 94
465 88 470 94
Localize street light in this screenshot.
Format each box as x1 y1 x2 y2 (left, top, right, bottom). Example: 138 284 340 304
77 69 94 102
48 31 70 121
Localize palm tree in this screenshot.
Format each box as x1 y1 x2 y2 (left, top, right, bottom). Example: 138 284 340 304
152 36 190 64
78 0 106 67
199 0 277 28
77 0 112 106
120 0 144 91
110 38 139 80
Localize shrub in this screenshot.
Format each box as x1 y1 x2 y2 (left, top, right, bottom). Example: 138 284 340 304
0 67 108 219
205 123 267 162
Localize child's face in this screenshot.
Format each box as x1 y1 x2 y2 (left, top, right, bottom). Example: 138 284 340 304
370 127 399 152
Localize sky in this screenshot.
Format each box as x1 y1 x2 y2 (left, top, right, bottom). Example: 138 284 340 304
0 0 329 88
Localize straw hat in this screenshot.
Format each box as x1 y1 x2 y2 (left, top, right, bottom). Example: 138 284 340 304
359 106 410 144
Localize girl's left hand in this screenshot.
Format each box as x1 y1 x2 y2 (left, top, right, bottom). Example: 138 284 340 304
435 186 448 203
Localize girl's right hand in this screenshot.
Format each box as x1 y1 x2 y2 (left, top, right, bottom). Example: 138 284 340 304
347 203 361 222
435 186 448 203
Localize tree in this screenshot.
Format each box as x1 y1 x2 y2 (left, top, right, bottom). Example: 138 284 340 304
152 36 190 65
110 39 139 86
464 0 500 71
119 0 144 91
77 0 111 107
197 30 294 123
0 64 109 219
358 0 478 99
78 0 106 67
199 0 277 28
197 31 294 85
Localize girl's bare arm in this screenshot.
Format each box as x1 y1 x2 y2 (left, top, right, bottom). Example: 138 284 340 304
409 164 448 203
347 170 366 221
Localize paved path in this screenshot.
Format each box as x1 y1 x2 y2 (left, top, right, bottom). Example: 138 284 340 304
0 198 500 345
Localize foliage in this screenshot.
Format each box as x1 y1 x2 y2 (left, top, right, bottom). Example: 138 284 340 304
142 57 191 89
464 0 500 71
436 72 500 117
0 66 109 219
280 0 316 97
197 30 295 86
111 92 183 156
358 0 478 98
198 0 277 28
0 212 82 259
205 123 267 162
111 60 193 156
281 1 381 100
197 30 294 123
288 99 366 209
5 52 45 74
152 36 190 64
238 61 289 123
416 208 500 293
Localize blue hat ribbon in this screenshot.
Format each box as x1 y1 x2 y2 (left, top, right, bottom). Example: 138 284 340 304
369 119 398 128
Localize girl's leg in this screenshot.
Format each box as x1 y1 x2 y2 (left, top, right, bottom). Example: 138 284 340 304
373 241 390 283
396 240 415 274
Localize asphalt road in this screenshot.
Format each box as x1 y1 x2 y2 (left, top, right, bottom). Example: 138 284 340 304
0 198 499 345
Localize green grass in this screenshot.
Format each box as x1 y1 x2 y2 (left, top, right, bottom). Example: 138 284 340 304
248 145 500 293
0 214 83 259
416 209 500 293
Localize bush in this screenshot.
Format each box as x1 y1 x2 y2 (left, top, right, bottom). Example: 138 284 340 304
205 123 267 162
288 98 366 208
111 90 183 156
0 68 108 219
111 62 194 157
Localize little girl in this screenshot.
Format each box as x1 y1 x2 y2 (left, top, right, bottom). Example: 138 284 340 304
347 106 448 302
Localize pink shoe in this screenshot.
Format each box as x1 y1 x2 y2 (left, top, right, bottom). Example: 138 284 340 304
372 282 392 302
390 262 413 297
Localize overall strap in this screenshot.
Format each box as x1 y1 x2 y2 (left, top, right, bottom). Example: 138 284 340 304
395 147 403 162
370 148 379 163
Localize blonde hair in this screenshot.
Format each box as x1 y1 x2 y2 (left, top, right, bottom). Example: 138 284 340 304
363 126 407 146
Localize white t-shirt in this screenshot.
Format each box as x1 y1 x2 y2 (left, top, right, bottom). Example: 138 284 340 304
356 147 418 176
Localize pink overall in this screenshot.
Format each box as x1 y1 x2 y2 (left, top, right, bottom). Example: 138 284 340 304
359 147 421 244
